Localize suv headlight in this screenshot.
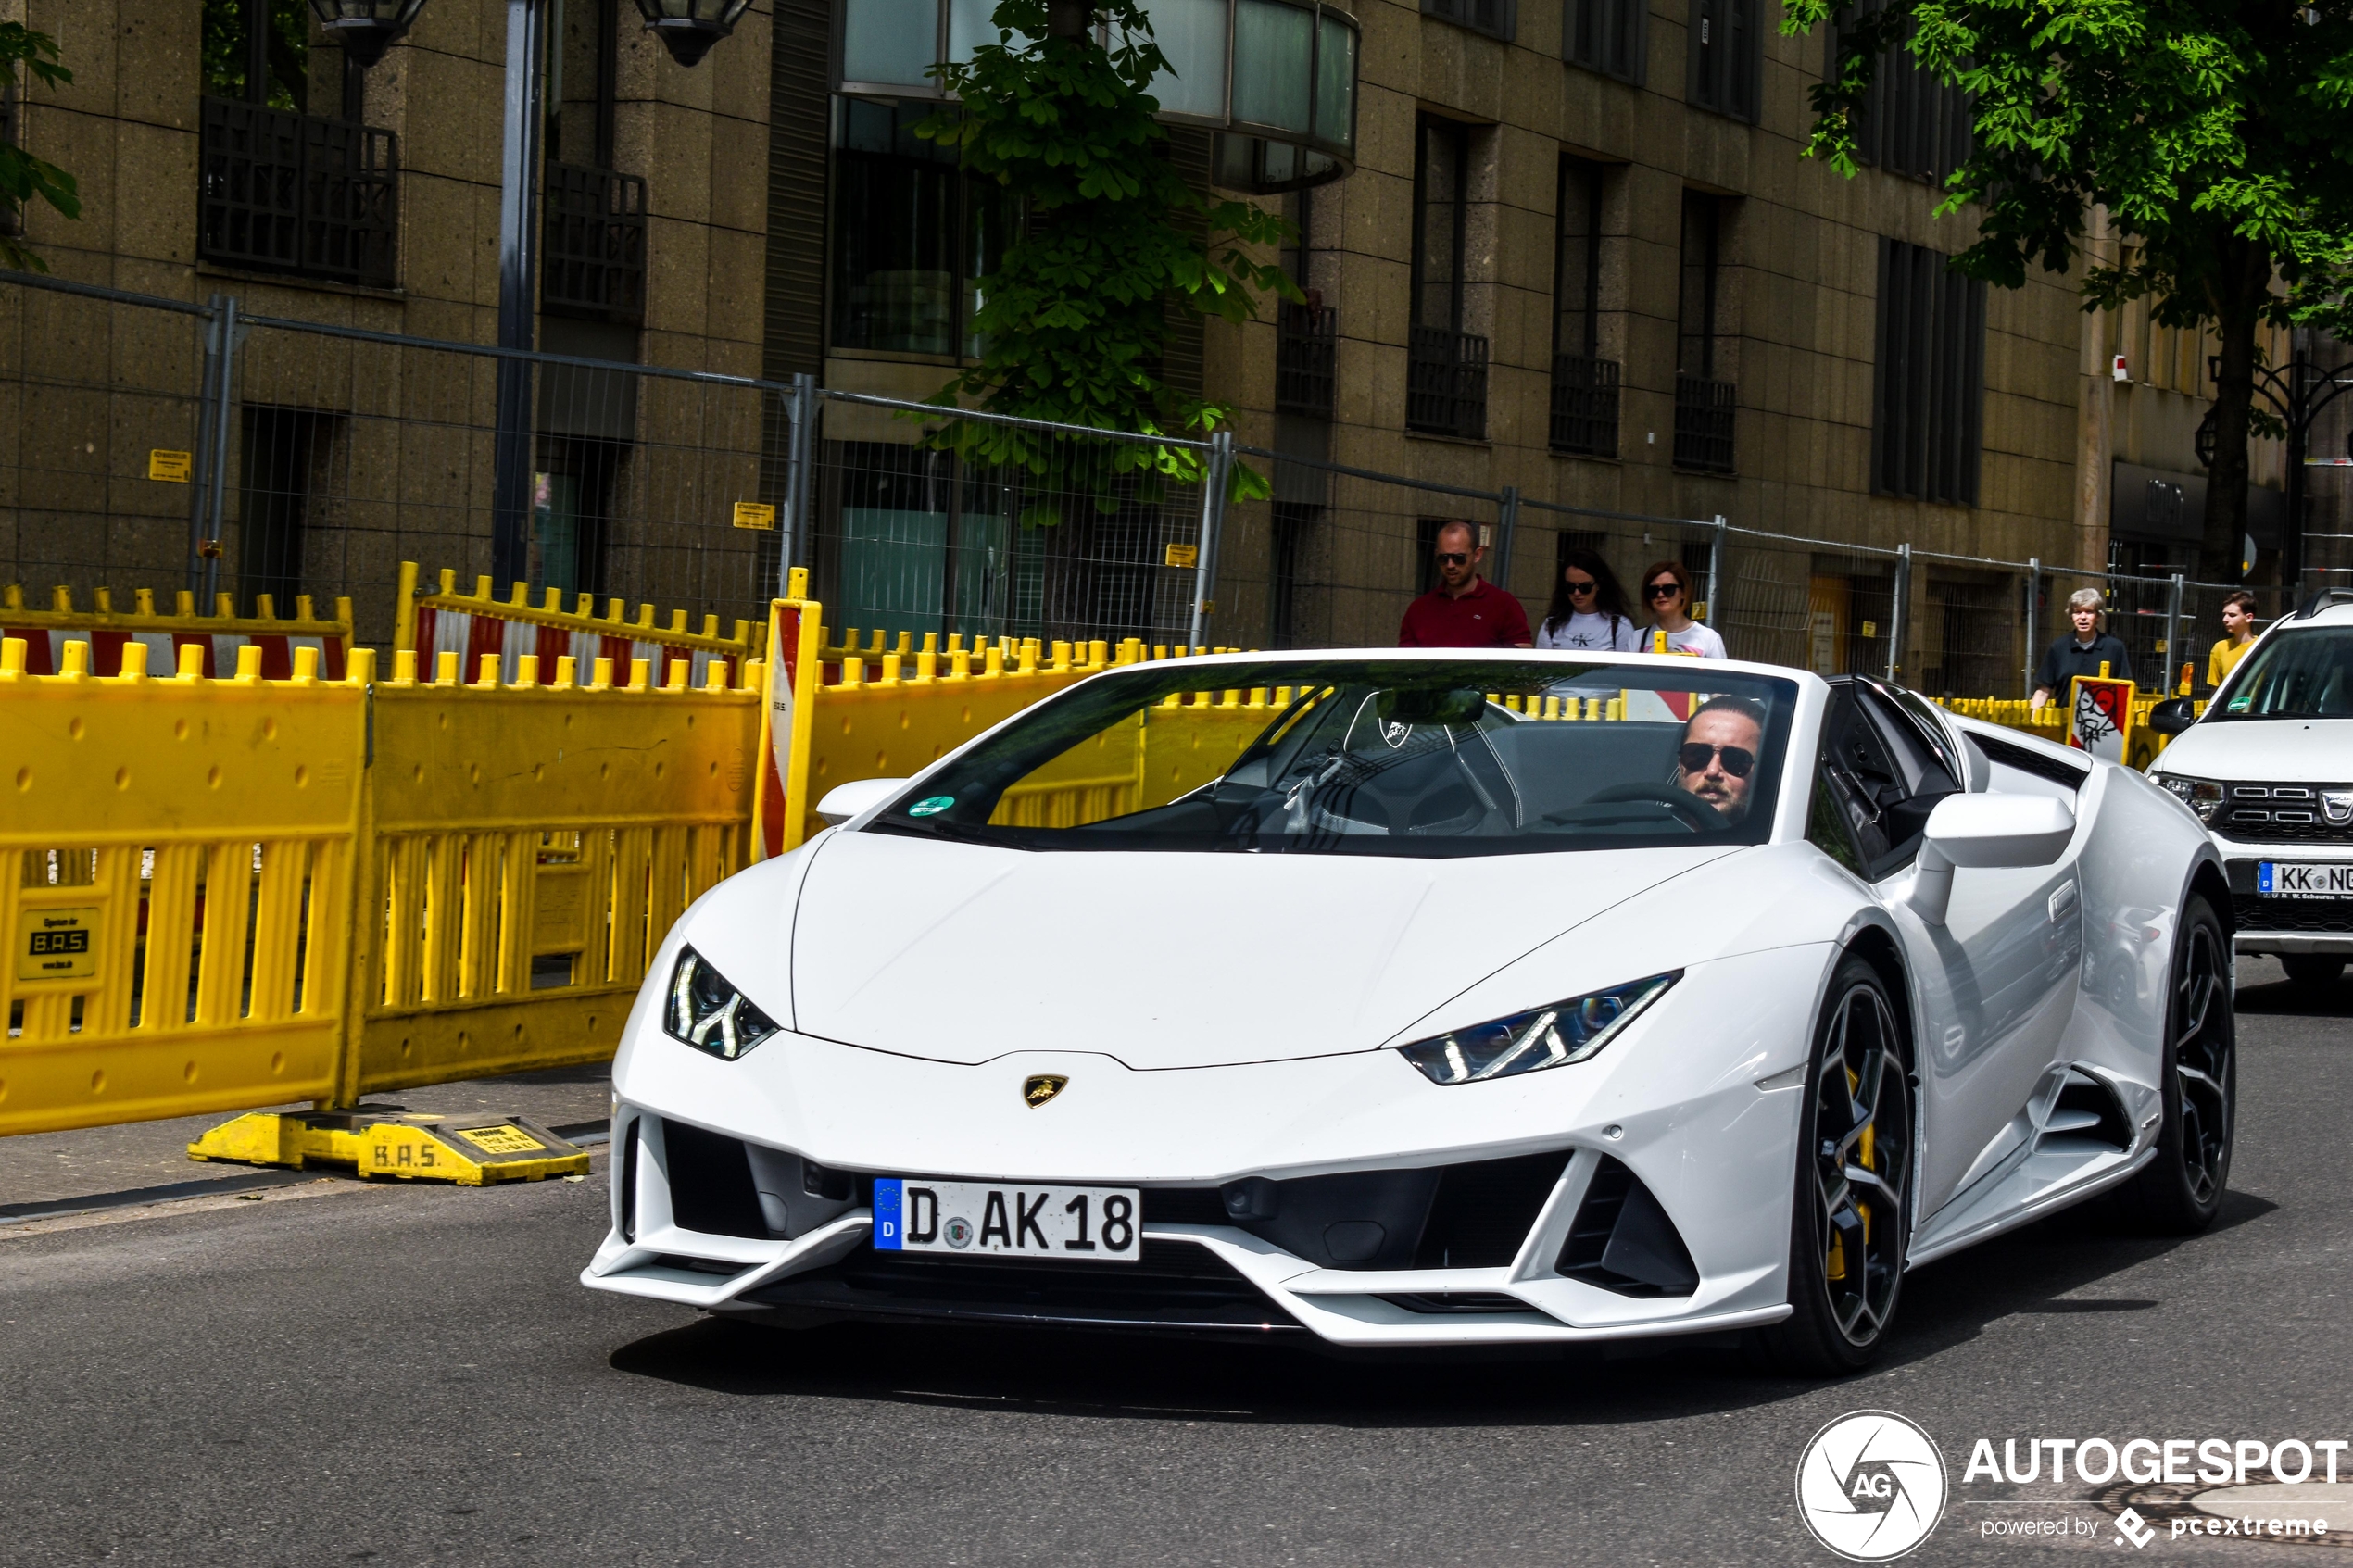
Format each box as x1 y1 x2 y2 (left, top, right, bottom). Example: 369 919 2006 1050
1397 972 1680 1085
664 947 783 1060
2154 772 2225 824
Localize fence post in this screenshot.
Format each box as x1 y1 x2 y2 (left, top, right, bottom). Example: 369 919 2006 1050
1706 514 1728 646
490 0 549 590
186 295 227 595
2164 571 2185 694
1189 429 1234 651
782 372 817 596
202 295 240 607
1888 542 1911 684
2024 557 2039 699
1492 485 1519 597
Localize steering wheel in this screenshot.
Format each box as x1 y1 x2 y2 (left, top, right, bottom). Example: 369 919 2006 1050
1548 782 1721 831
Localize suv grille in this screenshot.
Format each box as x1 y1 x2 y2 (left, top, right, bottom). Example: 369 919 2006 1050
2213 783 2353 844
2233 891 2353 934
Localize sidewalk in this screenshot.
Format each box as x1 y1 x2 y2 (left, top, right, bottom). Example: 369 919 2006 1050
0 1062 613 1218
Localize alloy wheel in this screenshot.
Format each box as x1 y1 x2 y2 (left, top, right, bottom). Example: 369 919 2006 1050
2172 922 2233 1207
1808 982 1913 1346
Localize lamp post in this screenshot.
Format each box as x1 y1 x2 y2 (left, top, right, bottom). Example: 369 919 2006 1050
306 0 434 66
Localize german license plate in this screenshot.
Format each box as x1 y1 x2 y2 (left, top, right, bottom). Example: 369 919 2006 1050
871 1178 1140 1262
2258 861 2353 898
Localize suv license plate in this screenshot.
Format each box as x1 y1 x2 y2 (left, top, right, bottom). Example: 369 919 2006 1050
2258 861 2353 898
872 1179 1140 1262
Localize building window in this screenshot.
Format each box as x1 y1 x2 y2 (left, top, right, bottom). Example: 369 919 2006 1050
1276 184 1337 418
829 97 1008 358
1407 115 1488 439
1551 156 1618 457
1674 191 1735 472
202 0 316 112
1566 0 1645 84
236 406 335 618
1872 238 1984 504
1830 0 1971 183
1688 0 1758 122
1424 0 1516 43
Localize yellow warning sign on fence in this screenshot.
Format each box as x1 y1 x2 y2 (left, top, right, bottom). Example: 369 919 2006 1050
148 449 193 483
1164 543 1199 569
733 501 778 531
18 907 99 982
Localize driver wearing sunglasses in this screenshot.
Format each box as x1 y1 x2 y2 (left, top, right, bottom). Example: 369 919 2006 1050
1676 695 1767 822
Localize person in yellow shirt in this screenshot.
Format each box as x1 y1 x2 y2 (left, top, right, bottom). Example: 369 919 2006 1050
2208 591 2258 691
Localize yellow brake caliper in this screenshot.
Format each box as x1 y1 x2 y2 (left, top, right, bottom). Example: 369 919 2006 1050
1827 1066 1874 1284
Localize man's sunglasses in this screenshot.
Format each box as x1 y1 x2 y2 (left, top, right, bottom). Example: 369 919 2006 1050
1679 742 1755 778
1434 551 1471 566
1645 582 1683 600
1566 578 1598 594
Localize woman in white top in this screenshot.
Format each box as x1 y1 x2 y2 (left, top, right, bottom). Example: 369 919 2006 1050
1534 548 1642 652
1638 560 1729 659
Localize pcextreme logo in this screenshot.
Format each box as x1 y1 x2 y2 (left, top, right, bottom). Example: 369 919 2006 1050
1796 1411 1951 1562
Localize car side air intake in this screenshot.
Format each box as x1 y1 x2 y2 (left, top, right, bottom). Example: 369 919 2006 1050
1555 1156 1700 1298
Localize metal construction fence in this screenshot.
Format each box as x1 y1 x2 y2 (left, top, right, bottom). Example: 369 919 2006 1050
0 268 2318 702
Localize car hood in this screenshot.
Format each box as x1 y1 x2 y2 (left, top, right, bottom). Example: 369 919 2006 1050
2156 717 2353 781
786 831 1743 1069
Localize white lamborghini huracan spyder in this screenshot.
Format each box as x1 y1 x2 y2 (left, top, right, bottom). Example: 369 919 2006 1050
581 651 2232 1373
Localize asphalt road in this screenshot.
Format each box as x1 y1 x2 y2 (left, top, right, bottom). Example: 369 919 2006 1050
3 959 2348 1568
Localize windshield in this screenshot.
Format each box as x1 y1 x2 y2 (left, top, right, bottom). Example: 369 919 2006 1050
870 659 1799 857
2211 627 2353 721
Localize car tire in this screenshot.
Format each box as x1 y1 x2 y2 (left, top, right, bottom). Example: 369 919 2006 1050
2282 954 2344 990
1752 954 1916 1377
2111 896 2234 1234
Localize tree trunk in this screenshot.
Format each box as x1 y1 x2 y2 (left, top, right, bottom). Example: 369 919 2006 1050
2199 235 2274 583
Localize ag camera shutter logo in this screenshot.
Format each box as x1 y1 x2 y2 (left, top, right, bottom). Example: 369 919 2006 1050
1795 1411 1948 1561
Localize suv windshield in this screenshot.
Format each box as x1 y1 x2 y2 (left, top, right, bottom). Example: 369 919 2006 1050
871 659 1798 857
2212 626 2353 721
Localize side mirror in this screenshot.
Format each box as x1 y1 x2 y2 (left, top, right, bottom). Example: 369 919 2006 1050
1908 794 2077 924
815 777 910 827
2147 696 2198 736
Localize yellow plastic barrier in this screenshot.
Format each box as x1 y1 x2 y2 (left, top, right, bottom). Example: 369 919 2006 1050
0 633 763 1137
1931 694 2198 771
394 561 761 691
2 582 355 677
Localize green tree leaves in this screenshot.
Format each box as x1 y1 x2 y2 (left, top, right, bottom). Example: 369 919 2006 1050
0 22 80 275
918 0 1295 510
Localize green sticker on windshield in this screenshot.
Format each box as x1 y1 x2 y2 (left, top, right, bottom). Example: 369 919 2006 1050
908 796 954 817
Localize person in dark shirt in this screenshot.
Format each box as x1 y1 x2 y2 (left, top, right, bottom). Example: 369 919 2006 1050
2032 588 2133 708
1398 520 1533 648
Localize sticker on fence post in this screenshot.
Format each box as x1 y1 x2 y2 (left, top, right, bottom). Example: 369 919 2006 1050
19 908 100 981
733 501 778 531
147 449 193 483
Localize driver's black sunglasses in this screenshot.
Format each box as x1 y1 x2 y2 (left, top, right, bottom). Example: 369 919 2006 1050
1679 742 1755 778
1434 551 1470 566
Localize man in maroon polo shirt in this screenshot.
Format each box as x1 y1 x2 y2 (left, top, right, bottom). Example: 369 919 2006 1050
1399 520 1533 647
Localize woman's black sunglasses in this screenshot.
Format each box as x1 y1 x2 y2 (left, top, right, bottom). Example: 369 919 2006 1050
1566 577 1598 594
1679 742 1755 778
1646 582 1683 599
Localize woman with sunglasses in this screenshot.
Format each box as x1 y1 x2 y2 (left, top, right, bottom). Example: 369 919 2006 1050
1639 560 1727 659
1535 548 1641 652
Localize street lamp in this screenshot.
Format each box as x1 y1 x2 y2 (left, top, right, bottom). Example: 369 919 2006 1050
628 0 756 67
305 0 433 68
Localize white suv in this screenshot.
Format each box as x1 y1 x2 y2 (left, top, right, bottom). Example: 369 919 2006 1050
2147 597 2353 988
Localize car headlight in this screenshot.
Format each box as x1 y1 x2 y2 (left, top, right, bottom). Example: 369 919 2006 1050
1397 972 1680 1085
2154 772 2225 824
663 947 783 1060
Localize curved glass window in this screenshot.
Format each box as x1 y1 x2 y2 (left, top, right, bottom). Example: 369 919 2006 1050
2211 627 2353 721
870 658 1799 858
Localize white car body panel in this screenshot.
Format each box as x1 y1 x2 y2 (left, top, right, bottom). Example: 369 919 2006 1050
584 649 2220 1347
